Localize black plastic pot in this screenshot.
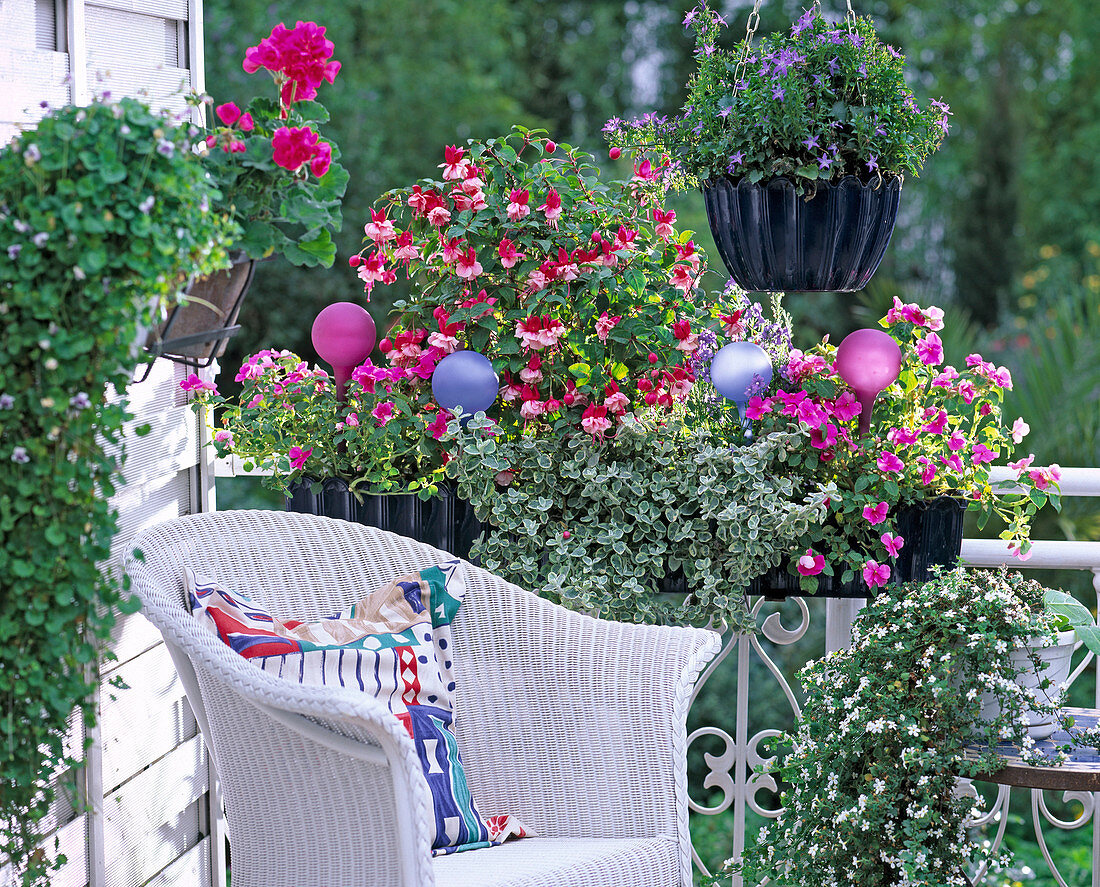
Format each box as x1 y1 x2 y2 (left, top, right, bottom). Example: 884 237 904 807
286 478 484 561
702 175 902 293
752 496 966 599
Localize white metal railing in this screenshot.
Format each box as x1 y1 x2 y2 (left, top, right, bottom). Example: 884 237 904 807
689 465 1100 887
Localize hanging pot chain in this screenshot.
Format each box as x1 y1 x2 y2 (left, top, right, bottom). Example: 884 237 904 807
733 0 764 88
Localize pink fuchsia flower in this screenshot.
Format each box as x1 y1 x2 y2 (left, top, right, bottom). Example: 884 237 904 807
744 395 773 420
497 237 525 269
1011 418 1030 444
180 373 217 393
439 145 468 180
288 445 312 470
440 237 465 263
972 443 998 464
862 559 891 589
538 188 562 228
392 231 419 264
243 21 340 108
363 208 396 243
863 501 889 526
876 452 904 474
674 240 702 271
880 532 905 558
507 188 530 222
916 332 944 366
1028 464 1062 491
796 549 825 576
672 318 699 352
669 263 697 294
613 225 639 251
455 248 483 279
216 102 242 125
720 310 744 338
515 315 566 351
595 311 621 343
213 429 234 447
603 380 630 415
356 251 388 294
652 207 676 240
372 401 396 426
581 403 612 438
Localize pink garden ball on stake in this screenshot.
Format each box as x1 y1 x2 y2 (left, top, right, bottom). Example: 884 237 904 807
834 328 902 436
311 301 376 402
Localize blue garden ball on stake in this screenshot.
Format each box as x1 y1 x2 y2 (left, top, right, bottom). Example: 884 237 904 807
431 350 499 417
710 341 774 439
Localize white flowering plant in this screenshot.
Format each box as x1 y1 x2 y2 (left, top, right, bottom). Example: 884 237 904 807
729 568 1079 887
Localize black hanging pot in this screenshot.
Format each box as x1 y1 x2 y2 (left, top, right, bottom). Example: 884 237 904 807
286 477 485 562
753 496 966 599
702 175 902 293
145 251 257 366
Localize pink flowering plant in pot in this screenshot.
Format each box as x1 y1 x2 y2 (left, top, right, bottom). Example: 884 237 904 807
352 126 711 441
734 298 1060 593
189 20 348 267
185 348 450 496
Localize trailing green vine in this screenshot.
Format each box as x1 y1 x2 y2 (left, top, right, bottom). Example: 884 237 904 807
0 97 235 884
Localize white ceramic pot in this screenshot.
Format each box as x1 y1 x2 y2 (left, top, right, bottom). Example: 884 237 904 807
977 630 1077 740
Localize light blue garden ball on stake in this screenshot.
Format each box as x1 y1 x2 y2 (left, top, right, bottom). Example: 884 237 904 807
431 350 499 417
710 341 774 438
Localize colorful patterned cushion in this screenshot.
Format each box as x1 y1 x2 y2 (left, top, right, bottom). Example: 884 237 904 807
186 561 528 855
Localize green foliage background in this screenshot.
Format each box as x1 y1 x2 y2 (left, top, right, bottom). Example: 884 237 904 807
204 2 1099 884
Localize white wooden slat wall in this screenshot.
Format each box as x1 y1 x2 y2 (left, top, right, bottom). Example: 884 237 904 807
0 3 222 886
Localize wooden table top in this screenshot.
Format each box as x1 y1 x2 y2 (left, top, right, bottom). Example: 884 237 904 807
962 707 1100 791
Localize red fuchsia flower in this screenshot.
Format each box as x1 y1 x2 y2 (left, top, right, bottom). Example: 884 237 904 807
216 102 242 125
916 332 944 366
613 226 638 252
519 354 543 384
424 192 451 227
581 404 612 438
1011 418 1030 443
877 452 905 474
538 188 562 228
455 248 482 279
603 381 630 415
288 445 312 469
916 456 937 485
519 391 545 421
497 237 525 269
1028 464 1062 491
862 559 891 589
426 410 451 440
524 268 549 294
515 316 565 351
863 501 889 525
674 240 702 272
880 532 905 558
507 188 530 222
921 409 948 434
356 251 388 295
672 319 699 353
720 310 744 338
669 263 697 294
271 125 320 171
452 184 487 212
554 248 581 281
364 208 396 243
745 395 773 420
632 158 661 182
372 401 396 426
439 145 468 181
652 207 676 240
427 308 462 354
243 21 340 110
440 237 465 263
181 373 217 393
595 311 621 343
392 231 419 265
796 549 825 576
972 443 998 464
407 185 431 215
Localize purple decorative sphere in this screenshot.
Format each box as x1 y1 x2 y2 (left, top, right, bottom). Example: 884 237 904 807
834 328 902 435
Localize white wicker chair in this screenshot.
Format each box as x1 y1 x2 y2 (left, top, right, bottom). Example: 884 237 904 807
126 510 721 887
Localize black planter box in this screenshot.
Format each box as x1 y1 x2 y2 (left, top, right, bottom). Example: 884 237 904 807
286 478 484 562
702 175 902 293
750 496 966 599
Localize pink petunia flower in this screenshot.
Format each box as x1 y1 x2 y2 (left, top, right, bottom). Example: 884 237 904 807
971 443 998 464
862 559 891 589
880 532 905 558
797 549 825 576
876 452 904 474
1011 417 1030 444
372 401 396 426
916 332 944 366
288 445 312 470
744 395 773 420
863 502 889 526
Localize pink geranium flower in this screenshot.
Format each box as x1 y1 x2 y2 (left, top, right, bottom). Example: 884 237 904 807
880 532 905 558
797 549 825 576
862 559 891 589
288 445 312 469
216 102 242 125
863 502 889 526
243 21 341 108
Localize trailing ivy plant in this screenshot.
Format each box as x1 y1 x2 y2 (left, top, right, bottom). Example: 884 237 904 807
448 414 830 629
0 97 236 885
